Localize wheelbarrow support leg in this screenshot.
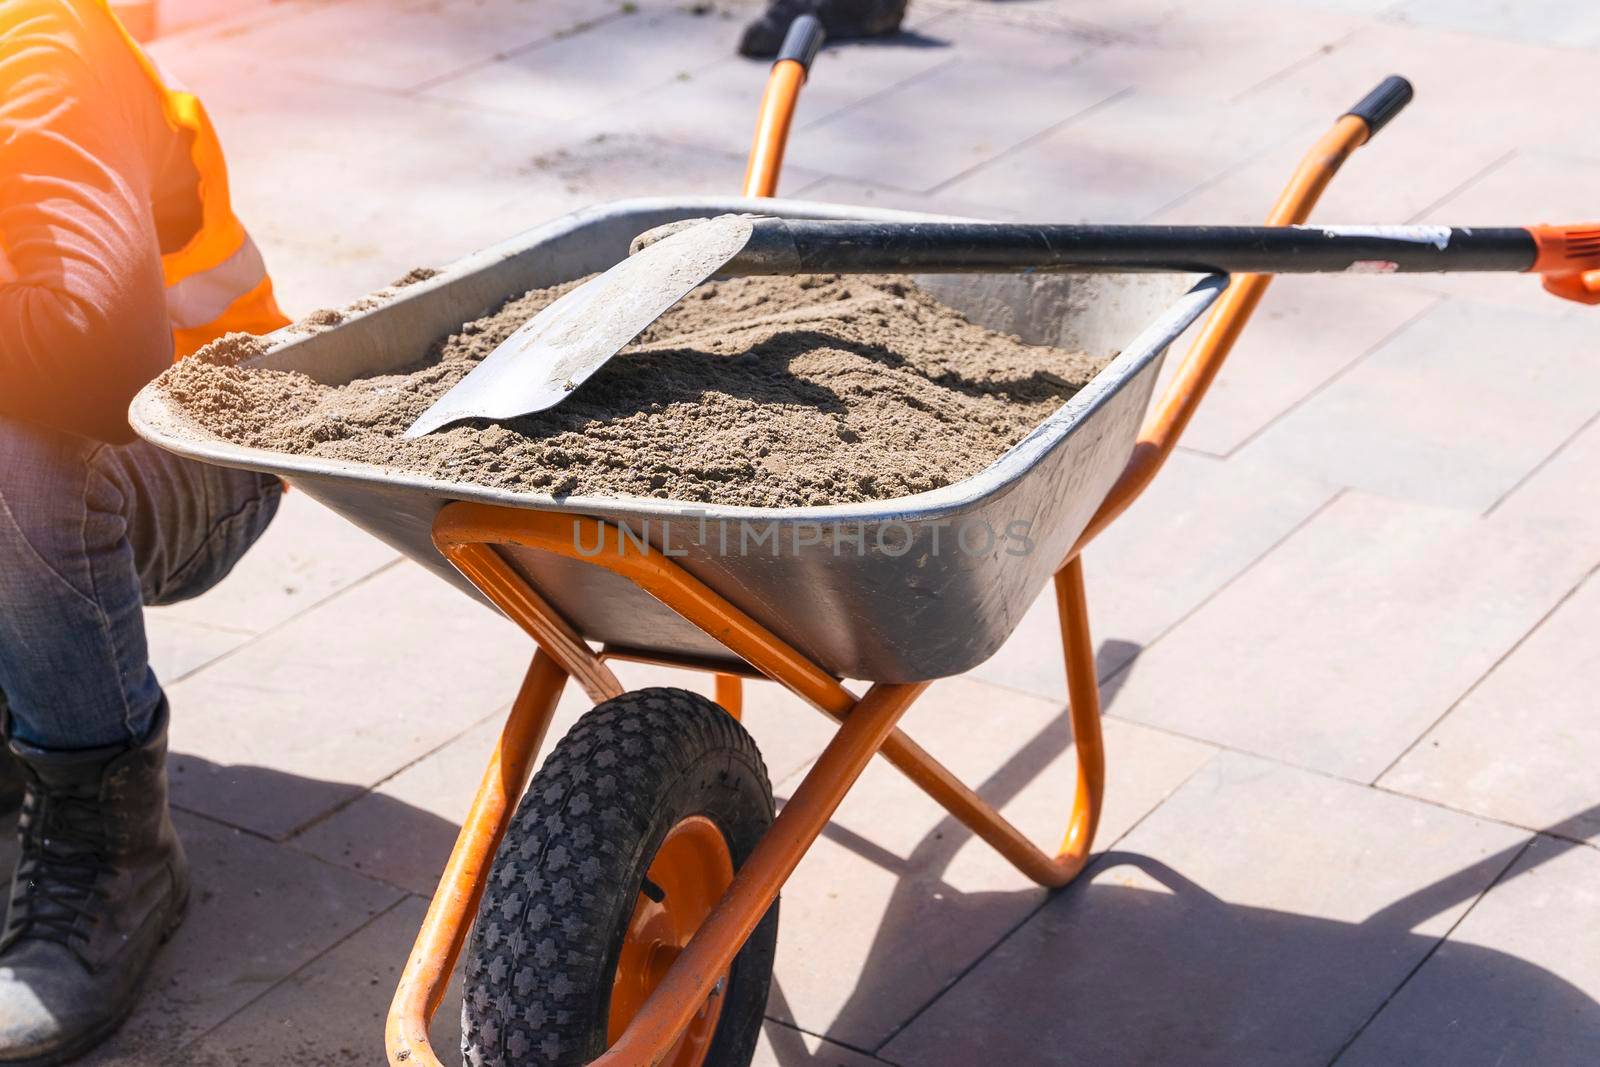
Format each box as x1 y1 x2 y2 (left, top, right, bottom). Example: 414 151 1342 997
387 649 569 1063
715 673 744 720
1054 556 1105 869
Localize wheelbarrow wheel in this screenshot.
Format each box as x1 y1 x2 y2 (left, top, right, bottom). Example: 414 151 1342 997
461 687 778 1067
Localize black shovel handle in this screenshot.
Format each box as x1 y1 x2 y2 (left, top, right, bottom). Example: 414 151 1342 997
731 217 1546 276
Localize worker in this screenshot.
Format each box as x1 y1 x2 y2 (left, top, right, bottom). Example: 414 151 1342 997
0 0 289 1060
739 0 907 56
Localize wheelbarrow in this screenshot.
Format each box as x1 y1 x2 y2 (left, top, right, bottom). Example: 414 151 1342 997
132 27 1437 1065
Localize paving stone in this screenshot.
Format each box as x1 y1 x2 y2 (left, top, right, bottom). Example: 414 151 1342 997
419 6 740 122
176 0 610 94
153 490 400 638
1389 0 1600 49
1490 407 1600 543
75 812 402 1063
145 614 252 689
969 450 1335 702
1337 835 1600 1066
584 7 964 161
1379 571 1600 844
1237 299 1600 513
788 59 1118 192
1061 0 1362 102
151 0 282 38
193 896 462 1066
1150 275 1441 457
1108 492 1596 781
883 751 1528 1066
1176 21 1597 225
294 663 839 893
787 176 1015 219
166 561 530 839
753 1019 888 1066
504 130 826 210
767 676 1216 1049
940 87 1320 221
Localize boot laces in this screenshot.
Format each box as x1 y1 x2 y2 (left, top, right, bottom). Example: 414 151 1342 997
6 784 108 950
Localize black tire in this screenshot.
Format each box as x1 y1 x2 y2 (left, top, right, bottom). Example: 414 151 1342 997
461 688 779 1067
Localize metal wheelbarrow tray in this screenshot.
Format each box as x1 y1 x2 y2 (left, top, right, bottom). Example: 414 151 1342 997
131 195 1223 683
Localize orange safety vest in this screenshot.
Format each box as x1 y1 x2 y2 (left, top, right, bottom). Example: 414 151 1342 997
101 0 289 357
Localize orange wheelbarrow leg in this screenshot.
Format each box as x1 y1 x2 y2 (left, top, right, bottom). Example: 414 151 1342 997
715 673 744 720
386 649 568 1066
1053 555 1105 874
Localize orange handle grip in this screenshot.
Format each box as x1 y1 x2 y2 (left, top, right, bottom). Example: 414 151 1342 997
742 61 806 198
1529 224 1600 305
742 15 825 198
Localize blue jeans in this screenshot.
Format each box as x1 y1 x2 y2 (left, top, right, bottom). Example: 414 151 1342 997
0 416 280 751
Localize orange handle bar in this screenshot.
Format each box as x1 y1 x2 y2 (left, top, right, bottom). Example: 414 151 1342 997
742 15 825 197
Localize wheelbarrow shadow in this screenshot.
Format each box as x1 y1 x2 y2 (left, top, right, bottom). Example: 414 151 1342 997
759 639 1600 1066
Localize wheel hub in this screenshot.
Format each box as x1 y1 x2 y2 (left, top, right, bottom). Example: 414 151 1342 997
609 815 734 1067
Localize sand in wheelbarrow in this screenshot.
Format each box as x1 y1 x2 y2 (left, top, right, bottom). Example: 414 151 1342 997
156 274 1109 508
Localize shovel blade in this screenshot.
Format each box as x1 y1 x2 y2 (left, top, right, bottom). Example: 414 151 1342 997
404 215 756 437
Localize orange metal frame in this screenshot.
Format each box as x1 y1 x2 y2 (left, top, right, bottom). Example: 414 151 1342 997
385 94 1381 1067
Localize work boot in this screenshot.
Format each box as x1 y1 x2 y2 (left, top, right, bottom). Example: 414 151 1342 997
738 0 906 56
0 703 189 1065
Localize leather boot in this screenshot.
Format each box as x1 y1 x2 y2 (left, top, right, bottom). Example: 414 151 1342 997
738 0 907 57
0 703 189 1065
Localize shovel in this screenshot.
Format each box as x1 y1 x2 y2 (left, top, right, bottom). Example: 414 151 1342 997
404 214 1600 436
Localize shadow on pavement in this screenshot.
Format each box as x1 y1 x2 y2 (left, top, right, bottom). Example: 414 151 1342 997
759 639 1600 1066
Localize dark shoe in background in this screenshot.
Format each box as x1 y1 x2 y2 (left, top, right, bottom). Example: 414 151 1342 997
0 702 188 1065
739 0 907 56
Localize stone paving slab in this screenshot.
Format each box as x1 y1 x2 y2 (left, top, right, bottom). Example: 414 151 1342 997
418 5 749 122
938 86 1321 221
1108 491 1597 781
1337 835 1600 1066
166 562 530 839
1389 0 1600 49
1238 300 1600 514
969 449 1334 701
1490 405 1600 544
766 676 1216 1049
184 0 613 95
77 813 401 1063
1149 275 1442 458
192 896 461 1067
1380 570 1600 844
580 9 964 161
789 58 1117 192
882 751 1528 1065
151 491 399 640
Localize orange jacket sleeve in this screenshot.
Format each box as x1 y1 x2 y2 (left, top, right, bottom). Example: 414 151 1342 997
0 0 173 444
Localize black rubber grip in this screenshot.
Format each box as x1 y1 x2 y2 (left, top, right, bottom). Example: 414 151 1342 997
777 14 825 73
1343 75 1413 138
